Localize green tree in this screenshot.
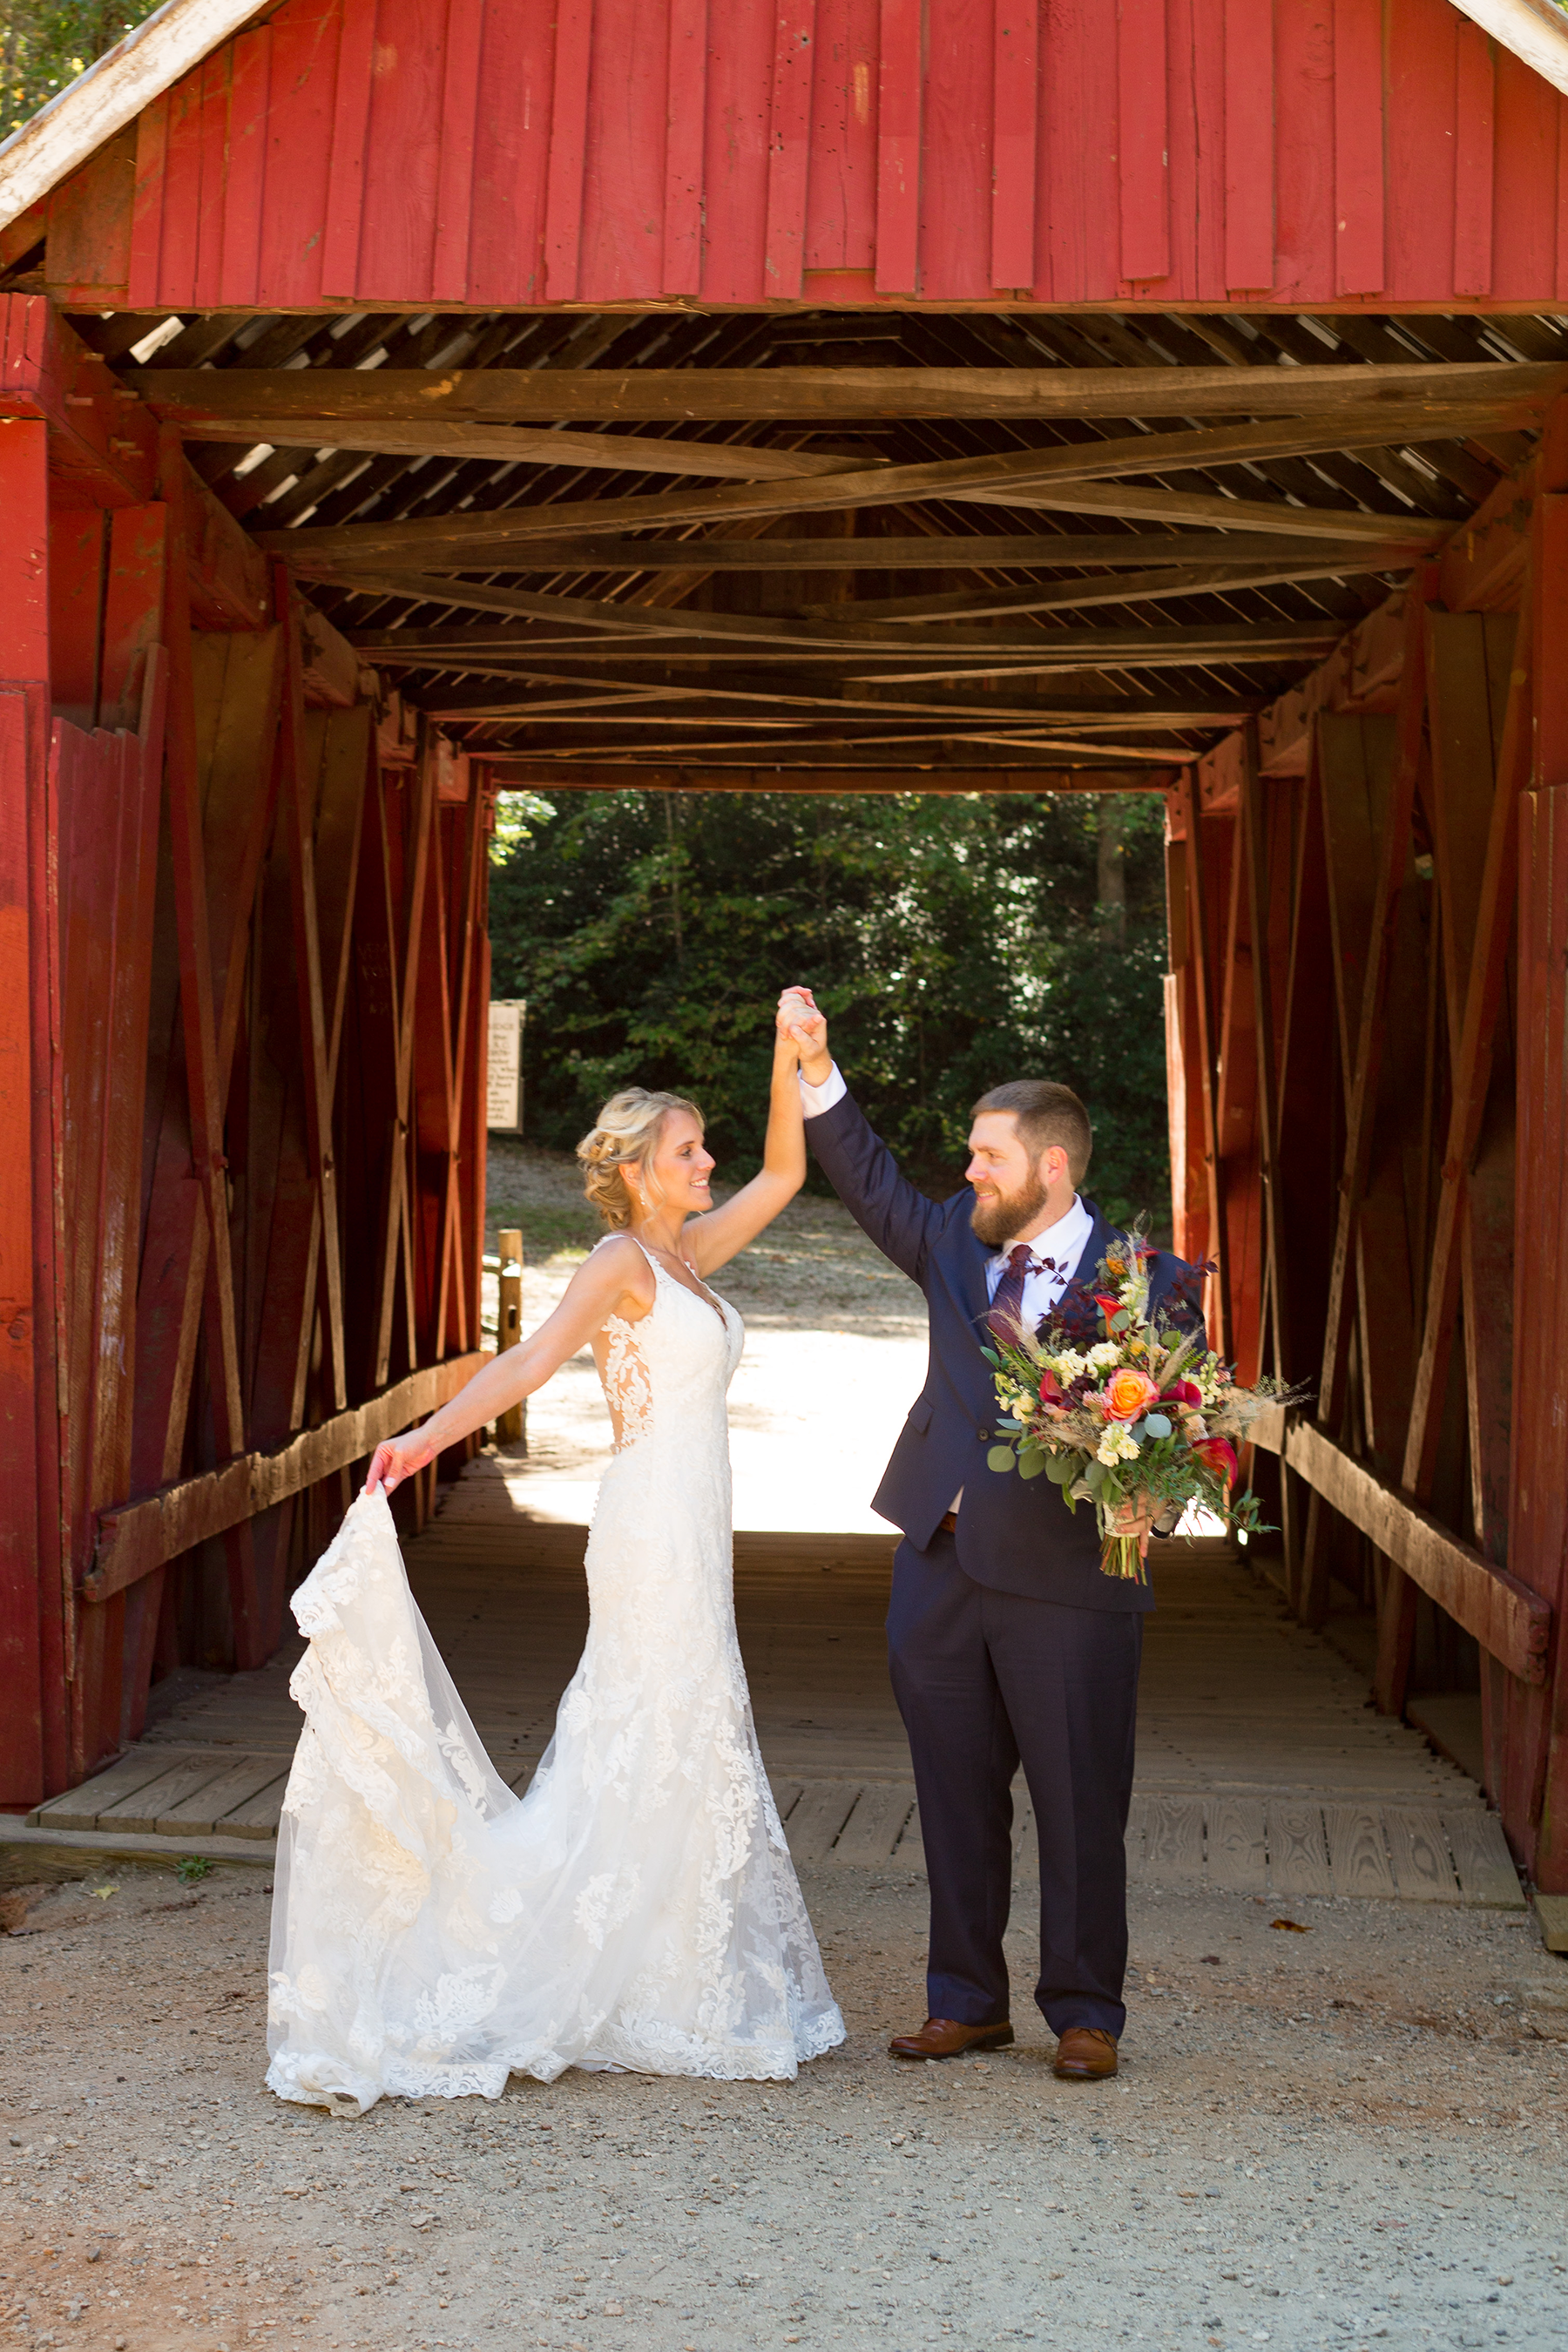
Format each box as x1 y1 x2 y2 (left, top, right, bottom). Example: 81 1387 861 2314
3 1 157 137
490 787 1173 1232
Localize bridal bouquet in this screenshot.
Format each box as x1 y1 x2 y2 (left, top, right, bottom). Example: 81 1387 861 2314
982 1228 1302 1583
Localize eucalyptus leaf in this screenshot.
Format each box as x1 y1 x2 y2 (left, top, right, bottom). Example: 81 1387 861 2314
986 1445 1017 1474
1045 1454 1076 1485
1085 1459 1107 1490
1017 1450 1047 1480
1143 1412 1172 1438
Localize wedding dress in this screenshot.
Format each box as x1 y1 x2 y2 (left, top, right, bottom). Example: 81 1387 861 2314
265 1240 845 2114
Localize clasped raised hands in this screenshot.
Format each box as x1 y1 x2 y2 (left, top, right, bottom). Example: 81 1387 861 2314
776 984 830 1079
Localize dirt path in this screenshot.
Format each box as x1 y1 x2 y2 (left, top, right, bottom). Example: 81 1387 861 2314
2 1867 1565 2352
4 1144 1565 2351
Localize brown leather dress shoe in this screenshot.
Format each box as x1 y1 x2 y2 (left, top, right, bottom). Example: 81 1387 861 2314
1053 2026 1118 2080
888 2017 1014 2061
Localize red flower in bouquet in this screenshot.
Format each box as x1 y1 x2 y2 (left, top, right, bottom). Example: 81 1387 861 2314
1037 1368 1068 1415
1092 1292 1122 1325
1161 1378 1204 1409
1192 1436 1239 1487
1099 1368 1160 1423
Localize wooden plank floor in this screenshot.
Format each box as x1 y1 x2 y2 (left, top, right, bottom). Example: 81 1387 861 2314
22 1456 1522 1906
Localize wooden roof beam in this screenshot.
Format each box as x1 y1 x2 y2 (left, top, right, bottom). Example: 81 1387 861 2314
314 529 1405 574
799 550 1413 625
125 360 1568 425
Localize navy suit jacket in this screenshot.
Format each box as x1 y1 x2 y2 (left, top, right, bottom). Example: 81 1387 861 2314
806 1088 1207 1615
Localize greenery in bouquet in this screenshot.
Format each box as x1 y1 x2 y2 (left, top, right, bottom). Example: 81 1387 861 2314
981 1227 1306 1583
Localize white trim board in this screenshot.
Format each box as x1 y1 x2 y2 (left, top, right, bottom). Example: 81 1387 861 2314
0 0 273 233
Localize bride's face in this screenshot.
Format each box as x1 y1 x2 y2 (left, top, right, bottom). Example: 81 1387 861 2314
645 1110 715 1220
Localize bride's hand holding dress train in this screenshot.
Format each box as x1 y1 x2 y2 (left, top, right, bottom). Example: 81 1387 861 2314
266 1027 845 2113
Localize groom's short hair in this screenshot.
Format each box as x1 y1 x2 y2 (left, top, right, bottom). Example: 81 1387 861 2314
971 1080 1092 1184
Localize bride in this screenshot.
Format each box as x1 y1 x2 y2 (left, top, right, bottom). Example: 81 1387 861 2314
265 1017 844 2114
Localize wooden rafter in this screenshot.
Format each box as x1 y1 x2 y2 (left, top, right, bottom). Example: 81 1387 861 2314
125 360 1568 425
260 413 1481 564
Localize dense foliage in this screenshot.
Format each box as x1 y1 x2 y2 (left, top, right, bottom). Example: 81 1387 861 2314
490 788 1173 1231
3 0 156 137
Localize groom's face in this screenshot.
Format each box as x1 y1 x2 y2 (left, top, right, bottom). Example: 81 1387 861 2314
966 1113 1055 1246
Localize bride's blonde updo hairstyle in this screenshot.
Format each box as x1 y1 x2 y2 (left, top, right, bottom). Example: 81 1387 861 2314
577 1088 705 1229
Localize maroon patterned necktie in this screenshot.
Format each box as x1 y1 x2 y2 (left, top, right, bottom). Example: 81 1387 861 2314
990 1242 1037 1330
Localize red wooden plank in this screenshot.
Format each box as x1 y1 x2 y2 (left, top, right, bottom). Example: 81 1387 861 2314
1384 0 1454 305
47 514 105 733
1117 0 1169 284
258 0 340 309
765 0 818 298
91 652 167 1518
157 57 206 311
0 424 64 1802
544 0 596 301
1515 781 1568 1887
580 0 673 301
357 0 444 303
321 0 376 300
1038 0 1119 304
1491 46 1561 307
875 0 922 294
1223 0 1274 291
803 0 877 274
1317 586 1431 1430
702 0 775 300
193 46 233 309
126 93 170 313
1173 0 1223 304
431 0 486 301
1452 19 1494 301
221 23 272 306
1558 106 1568 307
1333 0 1385 297
990 0 1037 289
663 0 708 294
469 0 556 307
919 0 990 301
275 573 348 1412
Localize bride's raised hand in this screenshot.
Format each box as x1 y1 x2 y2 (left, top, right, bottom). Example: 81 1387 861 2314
365 1434 436 1497
777 984 828 1065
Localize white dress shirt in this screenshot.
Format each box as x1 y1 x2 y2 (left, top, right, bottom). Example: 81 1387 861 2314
800 1064 1096 1512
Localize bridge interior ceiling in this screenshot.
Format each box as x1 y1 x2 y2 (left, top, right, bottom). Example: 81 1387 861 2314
59 298 1568 785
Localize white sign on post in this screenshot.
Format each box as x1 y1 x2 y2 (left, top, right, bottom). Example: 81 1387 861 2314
487 1000 525 1132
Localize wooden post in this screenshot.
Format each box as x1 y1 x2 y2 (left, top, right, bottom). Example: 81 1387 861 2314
1512 401 1568 1891
0 420 66 1803
496 1227 524 1449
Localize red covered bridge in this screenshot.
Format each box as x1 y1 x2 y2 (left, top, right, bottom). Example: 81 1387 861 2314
3 0 1568 1927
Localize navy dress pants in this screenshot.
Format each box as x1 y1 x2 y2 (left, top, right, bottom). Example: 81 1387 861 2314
887 1527 1143 2038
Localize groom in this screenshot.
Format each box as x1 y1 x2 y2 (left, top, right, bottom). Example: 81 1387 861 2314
778 989 1205 2082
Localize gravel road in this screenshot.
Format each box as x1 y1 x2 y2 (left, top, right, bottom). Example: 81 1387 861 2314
3 1862 1565 2352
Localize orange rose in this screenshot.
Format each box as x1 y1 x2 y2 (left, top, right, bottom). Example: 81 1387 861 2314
1099 1367 1160 1423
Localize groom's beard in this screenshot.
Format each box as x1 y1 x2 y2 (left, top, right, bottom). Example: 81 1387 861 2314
970 1169 1051 1248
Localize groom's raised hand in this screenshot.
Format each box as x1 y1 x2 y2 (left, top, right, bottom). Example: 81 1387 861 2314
777 985 831 1085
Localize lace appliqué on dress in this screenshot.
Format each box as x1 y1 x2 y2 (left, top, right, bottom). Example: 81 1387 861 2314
601 1314 653 1453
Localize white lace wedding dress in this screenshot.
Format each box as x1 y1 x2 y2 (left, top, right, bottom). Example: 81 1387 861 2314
265 1240 844 2114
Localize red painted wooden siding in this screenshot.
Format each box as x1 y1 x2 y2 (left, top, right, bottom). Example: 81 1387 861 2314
44 0 1568 312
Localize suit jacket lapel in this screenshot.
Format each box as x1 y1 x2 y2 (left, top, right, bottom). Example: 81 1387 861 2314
957 1219 993 1339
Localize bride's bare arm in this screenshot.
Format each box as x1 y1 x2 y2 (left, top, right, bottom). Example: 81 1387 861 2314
365 1236 653 1494
684 1024 807 1275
